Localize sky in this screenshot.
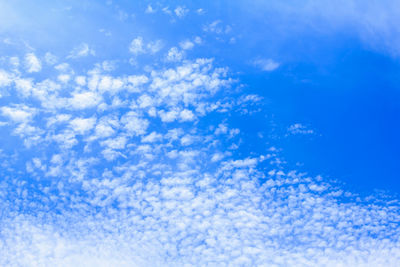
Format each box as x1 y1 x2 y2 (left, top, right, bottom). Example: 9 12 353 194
1 0 400 266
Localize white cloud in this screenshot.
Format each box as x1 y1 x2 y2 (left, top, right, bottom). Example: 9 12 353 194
9 56 19 68
129 37 145 55
179 40 194 50
1 45 400 267
44 52 58 65
69 91 102 110
287 123 315 135
145 5 155 14
57 74 70 83
75 76 86 86
69 117 96 134
196 8 205 15
25 53 42 73
159 109 179 122
174 6 188 18
121 112 149 136
162 7 172 15
0 69 13 87
129 37 163 55
203 20 232 35
253 58 280 71
93 117 118 139
165 47 184 62
179 109 195 122
1 105 35 123
141 131 162 143
67 43 95 59
101 135 127 150
194 36 202 44
147 40 163 54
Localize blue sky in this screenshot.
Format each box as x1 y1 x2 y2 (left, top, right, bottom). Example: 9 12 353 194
1 1 400 266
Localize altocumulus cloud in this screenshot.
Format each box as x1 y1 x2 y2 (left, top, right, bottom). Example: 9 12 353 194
0 40 399 267
0 3 400 267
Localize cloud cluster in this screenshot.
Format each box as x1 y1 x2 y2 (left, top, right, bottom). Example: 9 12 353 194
0 39 399 267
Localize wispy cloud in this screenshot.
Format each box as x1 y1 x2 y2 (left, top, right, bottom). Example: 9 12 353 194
253 58 280 71
67 43 95 59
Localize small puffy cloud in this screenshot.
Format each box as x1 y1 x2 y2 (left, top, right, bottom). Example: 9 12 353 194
179 40 194 50
46 114 71 128
253 58 280 71
0 69 13 87
162 7 172 15
101 136 127 150
69 91 102 110
147 40 163 54
141 131 162 143
44 52 58 65
1 105 35 123
121 112 149 136
129 37 144 55
287 123 314 135
203 20 231 35
68 43 95 59
9 57 19 68
174 6 188 18
129 37 163 55
101 60 116 72
165 47 184 62
54 63 73 73
145 5 155 14
194 36 202 44
179 109 196 122
25 53 42 73
196 8 205 15
159 109 179 122
94 121 116 139
70 117 96 134
57 74 70 83
75 76 86 86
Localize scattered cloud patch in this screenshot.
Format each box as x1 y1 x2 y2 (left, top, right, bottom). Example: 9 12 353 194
287 123 315 135
25 53 42 73
253 58 280 71
203 20 232 35
44 52 58 65
145 5 155 14
174 6 189 18
67 43 95 59
165 47 184 62
129 37 163 55
179 40 194 50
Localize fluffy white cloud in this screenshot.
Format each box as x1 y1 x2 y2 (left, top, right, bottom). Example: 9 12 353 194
121 112 149 136
165 47 184 62
25 53 42 73
1 105 35 123
70 117 96 134
1 42 399 267
129 37 163 55
69 91 102 110
129 37 145 55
